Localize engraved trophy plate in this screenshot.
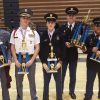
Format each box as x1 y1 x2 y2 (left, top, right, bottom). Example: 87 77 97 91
47 43 57 73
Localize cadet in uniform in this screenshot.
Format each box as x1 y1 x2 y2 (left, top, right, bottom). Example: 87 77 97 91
39 13 64 100
60 7 80 99
10 8 40 100
84 17 100 100
0 28 12 100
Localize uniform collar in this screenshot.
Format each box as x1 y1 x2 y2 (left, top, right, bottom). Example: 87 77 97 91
68 22 75 29
48 29 55 36
19 26 30 31
94 32 100 39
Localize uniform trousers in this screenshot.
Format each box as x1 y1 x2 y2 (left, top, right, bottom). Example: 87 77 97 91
62 60 77 93
0 68 10 100
43 68 62 100
15 60 38 100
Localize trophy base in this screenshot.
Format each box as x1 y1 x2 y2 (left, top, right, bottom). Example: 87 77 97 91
0 63 9 68
90 58 100 63
47 70 57 73
18 72 29 74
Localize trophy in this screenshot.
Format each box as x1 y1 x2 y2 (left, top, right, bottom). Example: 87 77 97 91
83 9 91 24
70 23 83 46
17 38 29 74
47 43 57 73
75 25 90 49
0 41 9 68
75 9 91 49
70 9 91 49
90 37 100 63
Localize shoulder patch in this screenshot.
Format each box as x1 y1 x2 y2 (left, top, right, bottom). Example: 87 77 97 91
13 29 18 38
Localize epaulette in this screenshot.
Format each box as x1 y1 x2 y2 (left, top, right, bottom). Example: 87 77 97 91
12 29 18 37
62 23 67 27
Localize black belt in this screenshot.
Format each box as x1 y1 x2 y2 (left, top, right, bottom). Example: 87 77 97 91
16 54 33 58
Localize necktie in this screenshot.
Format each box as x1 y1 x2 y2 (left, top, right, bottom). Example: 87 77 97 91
69 24 72 32
49 33 52 40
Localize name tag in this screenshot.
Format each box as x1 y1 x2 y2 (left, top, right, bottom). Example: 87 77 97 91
28 34 35 38
14 36 18 38
56 36 60 40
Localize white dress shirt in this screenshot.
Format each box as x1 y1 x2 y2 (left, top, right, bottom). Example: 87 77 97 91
10 27 40 55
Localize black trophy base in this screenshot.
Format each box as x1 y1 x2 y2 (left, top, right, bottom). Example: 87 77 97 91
90 58 100 63
0 63 9 68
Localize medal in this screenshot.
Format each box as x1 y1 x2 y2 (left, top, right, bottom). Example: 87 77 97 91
49 42 52 46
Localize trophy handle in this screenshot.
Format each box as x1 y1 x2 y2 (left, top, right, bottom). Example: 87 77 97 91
25 52 29 73
18 52 22 73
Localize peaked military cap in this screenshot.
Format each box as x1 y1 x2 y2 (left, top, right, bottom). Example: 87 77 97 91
65 7 79 15
93 17 100 27
44 13 58 21
19 8 33 17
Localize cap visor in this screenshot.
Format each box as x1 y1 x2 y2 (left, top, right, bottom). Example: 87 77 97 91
20 13 31 17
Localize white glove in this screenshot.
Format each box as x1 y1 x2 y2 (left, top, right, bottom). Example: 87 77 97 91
42 63 50 73
55 62 62 71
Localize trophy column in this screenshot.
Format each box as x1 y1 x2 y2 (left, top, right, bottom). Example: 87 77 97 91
17 38 29 74
47 43 57 73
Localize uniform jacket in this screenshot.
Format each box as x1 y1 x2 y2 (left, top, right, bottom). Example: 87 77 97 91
85 32 100 69
85 32 100 58
39 29 64 64
59 22 83 61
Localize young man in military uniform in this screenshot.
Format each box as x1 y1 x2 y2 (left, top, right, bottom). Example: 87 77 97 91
10 8 40 100
39 13 64 100
84 17 100 100
60 7 81 99
0 28 12 100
